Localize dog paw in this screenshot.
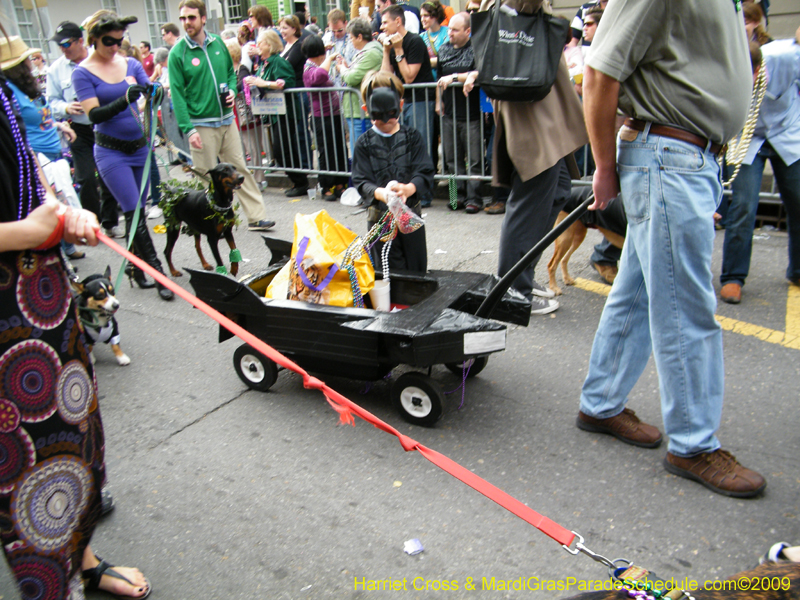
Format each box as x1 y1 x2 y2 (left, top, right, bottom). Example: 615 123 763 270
203 264 214 271
116 354 131 366
552 285 563 296
170 270 183 277
564 276 576 286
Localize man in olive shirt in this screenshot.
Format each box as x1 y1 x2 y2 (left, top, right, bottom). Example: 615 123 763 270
577 0 766 497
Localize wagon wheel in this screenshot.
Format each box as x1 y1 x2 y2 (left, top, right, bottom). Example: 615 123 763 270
233 344 278 392
445 356 489 378
391 373 444 427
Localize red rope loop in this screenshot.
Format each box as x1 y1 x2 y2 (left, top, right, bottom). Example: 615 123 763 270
34 210 65 251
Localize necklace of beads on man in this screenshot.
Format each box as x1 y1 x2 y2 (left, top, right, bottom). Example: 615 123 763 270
723 58 767 187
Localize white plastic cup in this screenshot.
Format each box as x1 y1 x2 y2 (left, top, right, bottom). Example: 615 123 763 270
369 280 391 311
307 186 317 201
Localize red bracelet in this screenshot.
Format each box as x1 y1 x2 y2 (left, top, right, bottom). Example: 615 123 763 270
33 211 66 251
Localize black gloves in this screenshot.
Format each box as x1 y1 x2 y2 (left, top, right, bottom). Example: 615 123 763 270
87 84 154 124
126 84 148 102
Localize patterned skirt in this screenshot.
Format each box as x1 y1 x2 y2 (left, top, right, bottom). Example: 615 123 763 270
0 248 105 600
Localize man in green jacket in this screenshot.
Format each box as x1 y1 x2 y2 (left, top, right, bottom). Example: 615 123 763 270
169 0 275 231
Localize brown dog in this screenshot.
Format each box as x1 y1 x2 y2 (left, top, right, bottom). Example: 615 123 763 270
548 187 627 295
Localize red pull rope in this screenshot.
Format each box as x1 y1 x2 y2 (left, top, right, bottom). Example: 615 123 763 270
98 232 576 548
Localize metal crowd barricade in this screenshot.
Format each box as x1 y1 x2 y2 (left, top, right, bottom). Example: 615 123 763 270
237 82 495 186
239 86 362 181
235 81 784 219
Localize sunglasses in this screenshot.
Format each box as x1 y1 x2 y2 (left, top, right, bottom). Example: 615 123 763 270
100 35 125 47
332 27 345 33
58 38 77 49
466 8 479 13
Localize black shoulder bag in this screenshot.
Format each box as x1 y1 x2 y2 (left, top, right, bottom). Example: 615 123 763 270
471 1 568 102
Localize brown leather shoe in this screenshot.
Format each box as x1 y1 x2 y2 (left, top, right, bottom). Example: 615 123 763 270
576 408 662 448
590 260 618 285
720 282 742 304
664 449 766 498
484 201 506 215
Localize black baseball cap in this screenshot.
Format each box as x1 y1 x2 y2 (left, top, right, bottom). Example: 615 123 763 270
51 21 83 43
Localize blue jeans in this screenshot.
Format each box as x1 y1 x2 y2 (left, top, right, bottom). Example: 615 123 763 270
721 142 800 286
346 117 370 157
580 127 724 457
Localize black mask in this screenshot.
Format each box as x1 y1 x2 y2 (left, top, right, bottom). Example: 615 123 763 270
101 35 125 47
368 87 401 122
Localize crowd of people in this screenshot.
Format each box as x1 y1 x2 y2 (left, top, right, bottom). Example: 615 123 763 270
0 0 797 596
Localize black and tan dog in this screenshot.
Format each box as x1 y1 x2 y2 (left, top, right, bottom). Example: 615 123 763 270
73 266 130 366
547 186 627 295
164 163 244 278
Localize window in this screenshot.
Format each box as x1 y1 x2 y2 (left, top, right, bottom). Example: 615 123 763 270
227 0 244 22
144 0 169 48
101 0 120 12
12 0 43 49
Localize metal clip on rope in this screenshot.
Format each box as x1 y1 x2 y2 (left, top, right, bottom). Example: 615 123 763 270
562 531 618 570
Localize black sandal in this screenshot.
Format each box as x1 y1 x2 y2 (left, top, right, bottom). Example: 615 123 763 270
82 556 151 599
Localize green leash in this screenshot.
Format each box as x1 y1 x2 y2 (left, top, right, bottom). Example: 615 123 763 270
115 84 164 291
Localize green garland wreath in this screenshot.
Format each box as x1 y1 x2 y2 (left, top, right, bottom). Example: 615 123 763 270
158 178 242 237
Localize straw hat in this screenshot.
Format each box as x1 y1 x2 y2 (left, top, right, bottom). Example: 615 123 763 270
0 36 41 71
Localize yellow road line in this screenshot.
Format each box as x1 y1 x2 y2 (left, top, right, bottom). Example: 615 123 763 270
571 277 800 351
573 278 610 297
787 284 800 339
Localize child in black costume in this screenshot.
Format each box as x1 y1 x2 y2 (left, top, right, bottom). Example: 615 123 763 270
351 72 434 273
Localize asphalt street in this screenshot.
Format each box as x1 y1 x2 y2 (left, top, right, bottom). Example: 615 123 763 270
2 182 798 600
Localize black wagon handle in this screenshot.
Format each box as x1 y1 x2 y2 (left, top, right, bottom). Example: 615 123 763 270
476 193 595 319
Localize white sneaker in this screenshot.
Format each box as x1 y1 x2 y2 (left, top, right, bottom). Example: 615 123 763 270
530 296 559 315
531 280 555 298
147 206 163 219
103 225 125 239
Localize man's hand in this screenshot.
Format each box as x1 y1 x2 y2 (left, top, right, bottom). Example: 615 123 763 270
189 132 203 149
225 90 235 107
66 102 84 116
57 122 76 143
583 66 621 211
463 71 478 96
389 33 403 49
589 166 619 211
437 75 454 90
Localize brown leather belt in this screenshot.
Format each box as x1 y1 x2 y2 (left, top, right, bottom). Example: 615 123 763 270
624 118 723 155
